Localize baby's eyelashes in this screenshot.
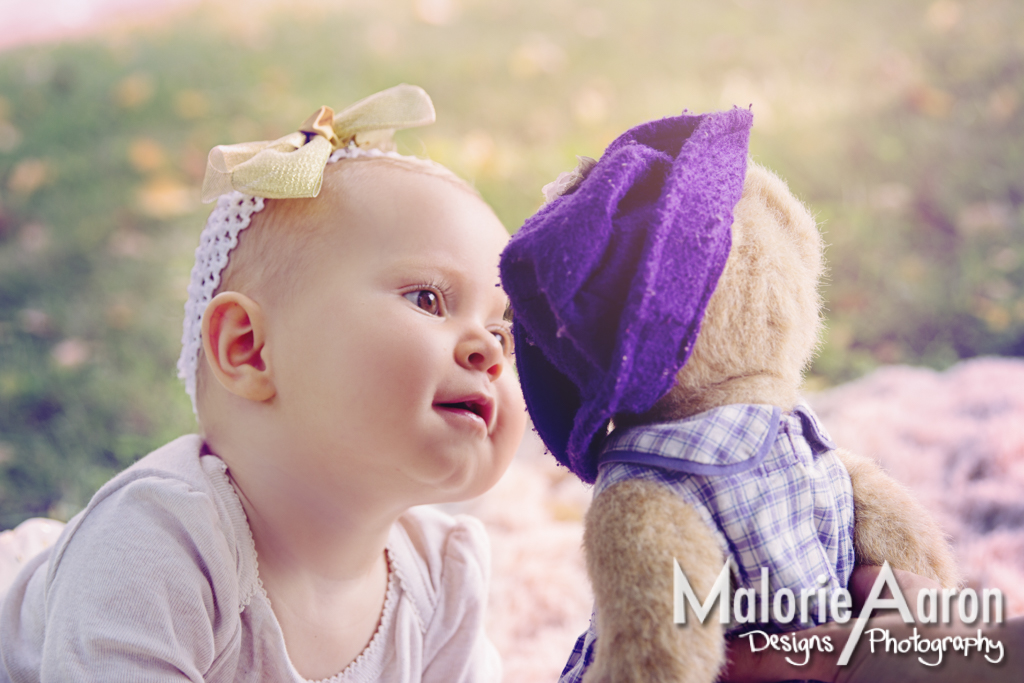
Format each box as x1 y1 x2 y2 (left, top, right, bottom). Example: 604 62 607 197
491 325 514 356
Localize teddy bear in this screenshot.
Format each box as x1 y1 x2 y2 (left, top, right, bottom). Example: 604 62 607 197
499 108 959 683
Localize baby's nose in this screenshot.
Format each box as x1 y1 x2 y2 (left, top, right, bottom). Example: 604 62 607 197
456 331 504 380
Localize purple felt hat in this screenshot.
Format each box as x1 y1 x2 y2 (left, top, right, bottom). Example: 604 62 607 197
500 108 753 483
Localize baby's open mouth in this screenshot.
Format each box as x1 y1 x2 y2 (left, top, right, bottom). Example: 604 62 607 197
434 396 494 430
438 401 484 417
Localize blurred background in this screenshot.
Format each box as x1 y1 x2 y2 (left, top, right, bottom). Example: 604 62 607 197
0 0 1021 528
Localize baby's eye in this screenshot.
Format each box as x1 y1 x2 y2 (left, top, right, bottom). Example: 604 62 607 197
492 326 514 356
404 289 442 316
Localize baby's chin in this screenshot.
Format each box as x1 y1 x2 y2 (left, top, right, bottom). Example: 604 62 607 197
417 452 512 505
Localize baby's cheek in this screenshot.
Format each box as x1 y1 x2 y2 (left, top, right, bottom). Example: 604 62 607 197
497 378 528 456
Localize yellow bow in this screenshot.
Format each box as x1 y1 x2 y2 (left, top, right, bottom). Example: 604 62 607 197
200 84 436 203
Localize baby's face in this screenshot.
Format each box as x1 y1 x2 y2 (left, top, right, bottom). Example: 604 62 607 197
264 161 526 506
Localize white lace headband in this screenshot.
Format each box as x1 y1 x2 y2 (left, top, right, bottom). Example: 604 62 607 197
178 84 437 415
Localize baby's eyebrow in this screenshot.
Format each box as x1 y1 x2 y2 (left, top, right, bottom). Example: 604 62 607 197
388 259 465 288
503 300 513 323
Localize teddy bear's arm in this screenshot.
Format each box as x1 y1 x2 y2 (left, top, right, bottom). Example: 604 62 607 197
834 448 961 588
582 478 726 683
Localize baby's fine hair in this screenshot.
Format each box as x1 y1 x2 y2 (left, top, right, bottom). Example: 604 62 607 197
179 150 477 416
217 155 478 301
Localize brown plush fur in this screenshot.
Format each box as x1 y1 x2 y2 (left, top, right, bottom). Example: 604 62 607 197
835 448 959 585
584 480 726 683
583 162 959 683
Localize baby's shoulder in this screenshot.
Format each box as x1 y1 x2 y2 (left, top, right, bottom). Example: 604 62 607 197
58 434 240 559
21 433 253 619
392 506 490 580
389 507 491 620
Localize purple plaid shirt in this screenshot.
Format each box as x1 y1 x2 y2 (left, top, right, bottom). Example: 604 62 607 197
559 403 855 683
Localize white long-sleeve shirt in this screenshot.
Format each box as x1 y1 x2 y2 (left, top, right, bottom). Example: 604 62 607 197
0 435 500 683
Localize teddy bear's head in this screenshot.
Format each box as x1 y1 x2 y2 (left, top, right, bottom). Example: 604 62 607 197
617 161 825 427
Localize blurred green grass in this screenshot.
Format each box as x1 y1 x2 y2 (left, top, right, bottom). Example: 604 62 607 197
0 0 1022 527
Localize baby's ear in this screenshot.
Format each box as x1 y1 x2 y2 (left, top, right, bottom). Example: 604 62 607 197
201 292 275 402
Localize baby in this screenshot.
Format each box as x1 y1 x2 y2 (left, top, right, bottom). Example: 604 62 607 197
0 85 526 682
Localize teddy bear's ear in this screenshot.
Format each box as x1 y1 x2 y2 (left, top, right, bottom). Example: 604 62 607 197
737 162 824 278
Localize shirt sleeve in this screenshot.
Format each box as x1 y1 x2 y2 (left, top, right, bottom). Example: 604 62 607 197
34 476 238 683
418 512 502 683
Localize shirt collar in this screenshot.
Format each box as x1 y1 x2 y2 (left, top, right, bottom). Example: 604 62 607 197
598 404 782 476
